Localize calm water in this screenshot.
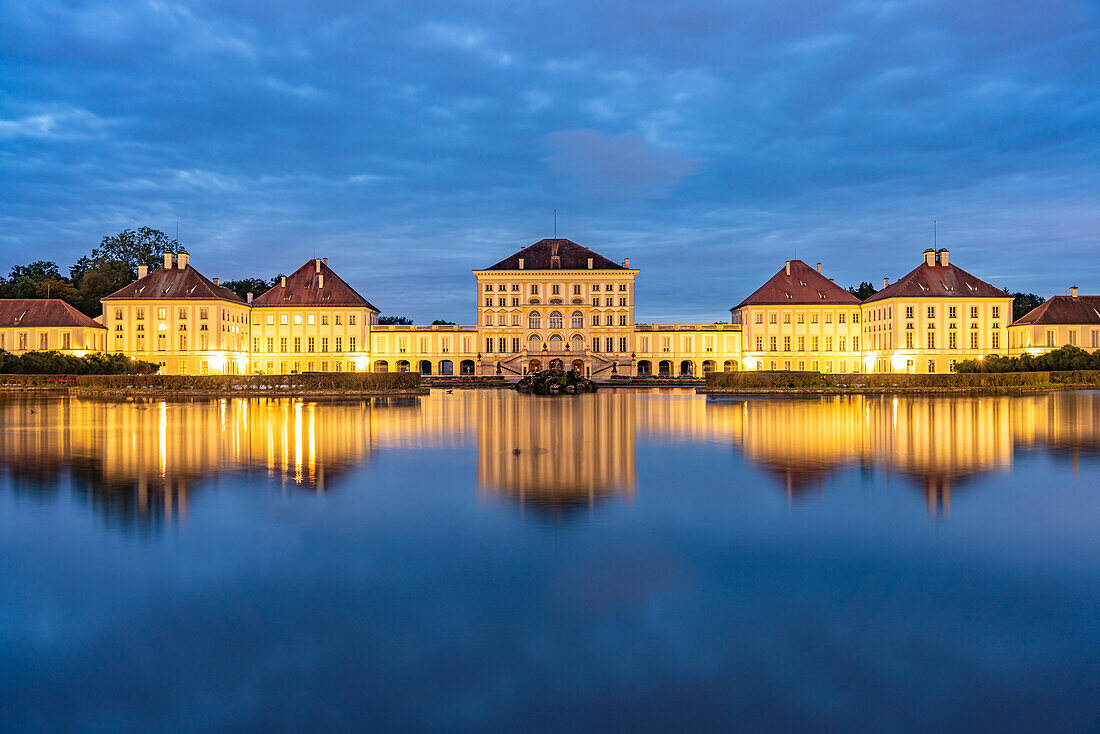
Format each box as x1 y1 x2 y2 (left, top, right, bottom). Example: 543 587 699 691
2 388 1099 733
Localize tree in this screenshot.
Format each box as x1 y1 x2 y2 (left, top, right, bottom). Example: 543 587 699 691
74 259 133 315
221 277 277 301
1011 292 1046 322
93 227 183 276
378 315 414 325
431 319 456 325
847 282 877 300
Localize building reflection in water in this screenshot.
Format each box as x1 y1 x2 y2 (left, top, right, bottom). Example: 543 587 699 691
1 389 1099 527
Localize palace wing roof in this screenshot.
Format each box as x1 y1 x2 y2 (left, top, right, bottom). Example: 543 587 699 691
483 239 627 271
103 264 245 302
1012 296 1100 326
732 260 860 310
863 261 1007 303
0 299 106 329
252 259 378 310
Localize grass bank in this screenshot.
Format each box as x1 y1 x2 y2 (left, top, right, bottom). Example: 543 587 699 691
700 370 1100 394
1 372 425 396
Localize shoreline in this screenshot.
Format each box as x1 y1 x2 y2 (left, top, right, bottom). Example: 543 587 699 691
699 383 1099 395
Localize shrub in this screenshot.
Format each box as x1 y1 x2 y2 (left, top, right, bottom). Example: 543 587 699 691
0 350 158 375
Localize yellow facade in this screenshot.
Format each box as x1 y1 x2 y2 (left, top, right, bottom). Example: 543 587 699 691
472 249 639 377
859 249 1013 374
1007 290 1100 356
0 322 106 355
86 242 1042 377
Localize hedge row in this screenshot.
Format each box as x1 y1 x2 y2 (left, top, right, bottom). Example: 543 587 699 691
68 372 422 391
0 350 159 375
704 370 1100 390
956 345 1100 373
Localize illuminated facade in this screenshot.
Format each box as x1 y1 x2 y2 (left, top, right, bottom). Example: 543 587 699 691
101 252 251 375
733 259 864 374
0 237 1045 375
860 248 1013 374
0 299 107 355
1008 287 1100 356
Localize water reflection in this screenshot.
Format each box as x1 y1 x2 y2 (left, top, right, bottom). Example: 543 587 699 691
1 389 1099 527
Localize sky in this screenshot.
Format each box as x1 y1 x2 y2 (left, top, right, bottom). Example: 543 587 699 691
1 0 1098 324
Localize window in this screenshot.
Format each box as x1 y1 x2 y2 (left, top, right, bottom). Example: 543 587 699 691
797 336 805 351
754 313 763 324
549 312 562 329
948 333 957 349
769 336 777 352
853 337 859 351
755 336 763 350
592 338 600 352
619 284 627 291
992 331 1000 350
512 338 519 352
927 360 936 373
157 334 166 351
179 335 188 350
948 306 957 319
281 314 288 325
973 331 981 349
349 315 356 325
783 336 791 351
825 336 832 351
619 314 627 326
335 315 341 325
592 298 599 306
499 337 507 352
498 284 506 292
321 337 329 352
39 333 49 350
592 284 600 292
531 285 539 295
158 308 166 319
769 313 777 324
619 337 627 352
552 284 560 295
825 313 832 324
811 313 819 324
115 308 123 320
812 336 819 351
605 315 613 326
797 313 805 324
927 306 935 319
136 308 144 320
485 284 492 292
605 297 614 307
838 336 846 352
606 337 614 352
927 332 935 349
906 306 914 319
970 306 979 319
349 337 356 351
838 313 846 324
573 285 581 295
592 314 599 326
572 312 583 329
321 314 328 326
783 313 791 324
529 313 541 329
498 298 506 307
294 337 301 352
294 314 302 325
992 306 1000 320
281 337 288 352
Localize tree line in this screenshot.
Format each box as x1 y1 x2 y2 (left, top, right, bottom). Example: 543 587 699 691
955 345 1100 373
0 227 283 317
0 350 158 374
847 282 1045 321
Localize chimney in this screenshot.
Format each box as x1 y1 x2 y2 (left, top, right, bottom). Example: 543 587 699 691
816 263 821 273
587 258 593 269
315 258 321 273
137 264 148 280
623 258 630 268
923 248 936 267
177 250 189 269
281 276 287 288
883 277 888 289
518 258 524 269
785 261 791 276
318 274 324 289
164 252 173 270
937 248 949 266
247 291 253 304
1071 286 1079 298
212 277 219 287
322 257 328 266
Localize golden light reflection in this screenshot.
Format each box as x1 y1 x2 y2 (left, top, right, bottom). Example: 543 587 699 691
0 389 1097 527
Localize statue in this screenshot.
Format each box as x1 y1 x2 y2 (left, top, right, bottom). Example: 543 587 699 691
515 367 598 395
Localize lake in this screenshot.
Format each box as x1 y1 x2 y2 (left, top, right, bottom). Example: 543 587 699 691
1 388 1099 732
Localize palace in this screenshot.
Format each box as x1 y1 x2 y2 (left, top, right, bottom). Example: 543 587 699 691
0 237 1090 376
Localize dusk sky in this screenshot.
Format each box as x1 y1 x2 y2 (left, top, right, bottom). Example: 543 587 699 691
2 0 1098 323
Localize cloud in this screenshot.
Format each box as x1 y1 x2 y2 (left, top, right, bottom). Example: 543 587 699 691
543 130 698 199
0 106 115 140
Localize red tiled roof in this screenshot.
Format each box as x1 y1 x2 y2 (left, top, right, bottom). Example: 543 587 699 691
863 259 1007 303
0 299 106 329
1012 295 1100 326
482 239 628 271
252 259 378 310
102 264 245 302
732 260 860 310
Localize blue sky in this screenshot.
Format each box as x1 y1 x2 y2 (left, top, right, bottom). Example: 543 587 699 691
2 0 1098 323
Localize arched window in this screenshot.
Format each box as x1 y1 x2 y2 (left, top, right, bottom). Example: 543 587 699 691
571 311 583 329
549 311 562 329
529 312 541 329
